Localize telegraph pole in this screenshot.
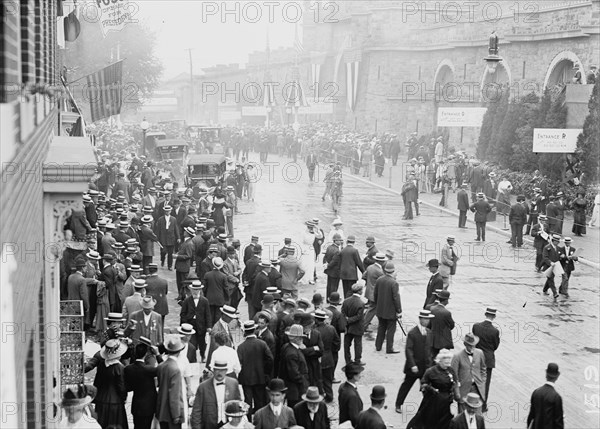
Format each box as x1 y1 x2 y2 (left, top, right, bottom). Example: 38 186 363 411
186 48 194 122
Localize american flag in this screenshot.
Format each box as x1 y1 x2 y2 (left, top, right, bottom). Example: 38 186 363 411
294 23 304 55
85 60 124 123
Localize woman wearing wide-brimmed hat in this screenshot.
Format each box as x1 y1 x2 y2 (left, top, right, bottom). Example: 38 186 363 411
59 384 101 428
93 339 129 429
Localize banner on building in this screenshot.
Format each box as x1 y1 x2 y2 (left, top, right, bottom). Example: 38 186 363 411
298 98 334 115
437 107 487 127
85 60 124 123
242 106 267 116
533 128 582 153
96 0 132 37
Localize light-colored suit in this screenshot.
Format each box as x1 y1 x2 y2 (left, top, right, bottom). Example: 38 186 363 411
451 348 487 401
130 309 164 345
439 243 459 287
122 292 144 322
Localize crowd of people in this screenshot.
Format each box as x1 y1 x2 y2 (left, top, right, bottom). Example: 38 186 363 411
58 121 573 429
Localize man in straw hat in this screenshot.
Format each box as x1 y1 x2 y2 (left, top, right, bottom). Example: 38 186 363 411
175 226 197 302
356 385 387 429
237 320 274 417
278 324 309 408
206 305 239 365
451 332 487 412
59 384 101 428
362 252 385 333
313 309 340 403
531 213 550 272
122 278 147 322
542 234 562 299
180 280 211 362
339 235 365 299
473 307 500 407
130 296 163 346
449 393 485 428
138 214 159 271
338 362 365 428
527 363 564 429
293 386 330 429
157 336 186 428
395 309 434 413
156 204 180 271
253 378 297 428
191 359 241 429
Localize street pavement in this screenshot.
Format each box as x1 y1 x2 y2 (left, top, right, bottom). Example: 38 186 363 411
114 152 599 428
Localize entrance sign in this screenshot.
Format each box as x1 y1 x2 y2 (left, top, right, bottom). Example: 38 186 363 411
437 107 487 127
533 128 581 153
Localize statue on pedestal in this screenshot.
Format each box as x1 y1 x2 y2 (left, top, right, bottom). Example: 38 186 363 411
489 31 499 56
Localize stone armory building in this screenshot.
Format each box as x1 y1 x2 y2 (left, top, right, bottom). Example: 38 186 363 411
189 0 599 151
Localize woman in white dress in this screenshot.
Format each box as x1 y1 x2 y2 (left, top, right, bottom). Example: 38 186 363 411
301 221 316 285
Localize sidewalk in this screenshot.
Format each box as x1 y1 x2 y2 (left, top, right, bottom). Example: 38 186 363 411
338 160 600 267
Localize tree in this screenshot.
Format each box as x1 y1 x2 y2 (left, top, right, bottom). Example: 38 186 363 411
493 99 522 168
477 98 499 159
485 86 510 161
512 92 541 172
64 18 163 115
575 79 600 183
539 90 568 181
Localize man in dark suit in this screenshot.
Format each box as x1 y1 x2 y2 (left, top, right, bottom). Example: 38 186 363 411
509 195 528 247
323 233 343 298
306 151 318 182
542 234 562 299
472 307 500 408
125 343 158 429
341 283 366 365
546 196 559 234
293 386 331 429
356 386 387 429
326 292 345 380
531 214 550 272
423 259 444 309
469 161 485 202
237 321 274 417
253 378 297 429
457 184 470 228
314 309 340 403
470 192 492 241
190 360 241 429
180 280 211 362
243 235 259 264
250 261 272 319
242 244 262 314
527 363 564 429
449 393 486 429
296 313 324 395
203 257 231 326
144 263 169 324
374 262 402 354
430 290 455 359
156 337 185 429
555 192 566 234
138 216 159 272
338 363 364 428
278 324 309 408
395 310 434 413
156 205 179 270
175 227 196 301
362 253 385 333
338 235 364 298
362 236 379 268
558 237 578 298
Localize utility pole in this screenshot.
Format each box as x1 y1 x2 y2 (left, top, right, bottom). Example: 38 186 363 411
186 48 194 122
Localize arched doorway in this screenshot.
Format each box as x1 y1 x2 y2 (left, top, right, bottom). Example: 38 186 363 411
543 51 585 91
434 60 457 103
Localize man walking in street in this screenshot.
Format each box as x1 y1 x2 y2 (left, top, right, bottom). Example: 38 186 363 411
323 233 342 298
509 195 528 248
472 307 500 409
156 205 179 271
423 259 443 309
527 363 564 429
339 235 364 298
457 183 470 228
374 262 402 354
542 234 562 299
279 247 305 299
558 237 578 298
430 290 454 359
395 310 434 413
451 333 487 413
341 283 366 365
362 253 385 333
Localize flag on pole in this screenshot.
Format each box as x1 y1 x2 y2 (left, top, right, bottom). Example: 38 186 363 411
294 23 304 55
85 60 124 123
286 66 309 108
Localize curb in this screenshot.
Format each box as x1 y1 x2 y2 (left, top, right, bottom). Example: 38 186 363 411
344 173 600 271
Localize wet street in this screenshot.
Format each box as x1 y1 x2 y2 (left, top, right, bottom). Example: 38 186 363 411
158 154 600 428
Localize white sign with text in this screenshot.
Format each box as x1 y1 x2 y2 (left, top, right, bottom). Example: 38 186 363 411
437 107 487 127
533 128 582 153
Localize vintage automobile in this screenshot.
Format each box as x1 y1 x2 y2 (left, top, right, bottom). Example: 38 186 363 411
144 130 167 155
154 139 189 181
184 153 231 189
186 125 223 154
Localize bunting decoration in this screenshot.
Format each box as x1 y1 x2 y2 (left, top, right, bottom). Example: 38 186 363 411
345 57 360 112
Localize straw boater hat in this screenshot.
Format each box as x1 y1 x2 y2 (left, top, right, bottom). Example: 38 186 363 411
463 392 483 409
188 280 203 290
418 309 435 319
374 252 386 262
220 305 239 319
86 250 101 260
133 279 147 289
100 339 128 360
104 312 125 322
285 324 305 338
177 323 196 336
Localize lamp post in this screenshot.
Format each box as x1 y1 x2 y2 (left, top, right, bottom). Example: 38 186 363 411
140 117 149 157
266 106 272 129
484 30 503 76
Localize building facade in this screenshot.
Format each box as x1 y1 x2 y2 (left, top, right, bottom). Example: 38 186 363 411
1 1 96 427
186 0 598 152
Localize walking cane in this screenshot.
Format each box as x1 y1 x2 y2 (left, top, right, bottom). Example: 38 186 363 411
396 317 407 336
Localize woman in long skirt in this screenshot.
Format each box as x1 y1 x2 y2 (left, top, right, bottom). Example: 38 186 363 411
407 349 460 429
246 164 257 201
93 340 128 429
571 191 588 236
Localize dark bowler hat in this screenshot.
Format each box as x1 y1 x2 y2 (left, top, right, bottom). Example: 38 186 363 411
438 290 451 300
546 363 560 376
370 385 387 401
267 378 288 392
343 362 365 376
427 259 439 267
327 292 342 305
384 262 396 273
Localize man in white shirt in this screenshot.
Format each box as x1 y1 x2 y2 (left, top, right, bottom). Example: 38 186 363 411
209 331 241 378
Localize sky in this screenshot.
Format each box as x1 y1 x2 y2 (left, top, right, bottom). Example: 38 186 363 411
137 1 302 80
